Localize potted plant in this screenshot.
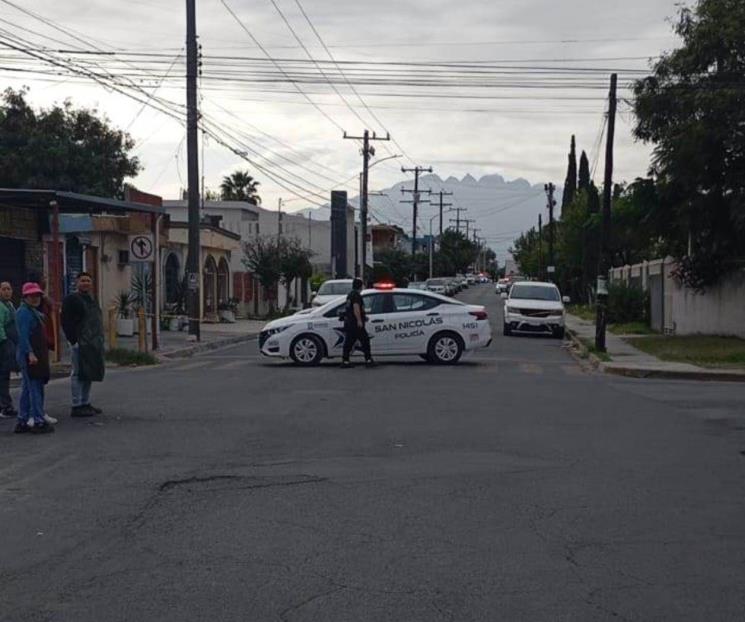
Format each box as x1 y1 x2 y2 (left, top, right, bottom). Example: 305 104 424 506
218 298 238 323
130 272 153 334
113 291 134 337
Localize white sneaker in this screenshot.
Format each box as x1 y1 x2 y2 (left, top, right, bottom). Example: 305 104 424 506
44 414 58 425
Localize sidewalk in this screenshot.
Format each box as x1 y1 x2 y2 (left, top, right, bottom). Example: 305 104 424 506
115 318 265 359
565 314 745 382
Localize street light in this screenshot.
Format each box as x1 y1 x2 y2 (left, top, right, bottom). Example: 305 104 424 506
369 153 402 170
429 209 456 279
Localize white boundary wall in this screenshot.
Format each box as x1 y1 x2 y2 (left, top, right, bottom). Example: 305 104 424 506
610 260 745 338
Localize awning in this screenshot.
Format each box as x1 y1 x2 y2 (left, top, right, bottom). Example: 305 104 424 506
0 188 165 215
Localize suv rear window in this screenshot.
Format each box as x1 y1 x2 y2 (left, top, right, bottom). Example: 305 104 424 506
318 281 353 295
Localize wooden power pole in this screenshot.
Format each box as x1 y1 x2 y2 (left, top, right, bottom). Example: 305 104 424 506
595 73 618 352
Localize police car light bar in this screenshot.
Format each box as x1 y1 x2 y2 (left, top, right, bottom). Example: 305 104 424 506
373 282 395 290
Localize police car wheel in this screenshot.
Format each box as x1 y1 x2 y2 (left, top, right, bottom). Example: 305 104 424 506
290 334 324 366
428 332 463 365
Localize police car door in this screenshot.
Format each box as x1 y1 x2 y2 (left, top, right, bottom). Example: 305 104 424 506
371 292 441 354
364 292 393 355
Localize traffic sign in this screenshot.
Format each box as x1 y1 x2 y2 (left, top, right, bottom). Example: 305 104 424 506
128 235 154 262
187 272 199 291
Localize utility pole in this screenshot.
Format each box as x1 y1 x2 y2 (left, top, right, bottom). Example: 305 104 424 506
472 229 481 273
595 73 618 352
185 0 201 341
449 216 474 237
401 166 433 255
277 198 285 246
449 207 468 233
344 130 390 282
308 212 312 248
437 190 453 237
544 182 556 278
538 213 544 280
463 219 475 239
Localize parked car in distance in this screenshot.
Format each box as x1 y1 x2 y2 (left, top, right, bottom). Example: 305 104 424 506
311 279 353 307
496 278 511 294
503 281 570 339
426 278 448 294
408 281 427 290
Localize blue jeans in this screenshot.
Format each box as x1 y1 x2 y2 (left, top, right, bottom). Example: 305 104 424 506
70 345 91 408
18 366 45 426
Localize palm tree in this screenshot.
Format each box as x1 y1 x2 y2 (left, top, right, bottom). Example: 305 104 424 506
220 171 262 204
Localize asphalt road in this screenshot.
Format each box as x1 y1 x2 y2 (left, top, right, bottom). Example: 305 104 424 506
2 285 745 621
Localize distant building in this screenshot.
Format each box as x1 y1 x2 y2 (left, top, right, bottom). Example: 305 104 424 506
371 224 406 254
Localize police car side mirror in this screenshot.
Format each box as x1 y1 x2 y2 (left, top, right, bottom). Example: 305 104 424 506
310 292 316 300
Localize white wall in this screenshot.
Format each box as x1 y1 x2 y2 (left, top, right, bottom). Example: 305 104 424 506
670 268 745 338
611 260 745 338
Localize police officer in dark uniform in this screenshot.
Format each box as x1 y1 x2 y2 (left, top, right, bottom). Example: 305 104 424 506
341 278 375 368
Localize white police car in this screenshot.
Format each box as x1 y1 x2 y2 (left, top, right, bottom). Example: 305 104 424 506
259 285 492 366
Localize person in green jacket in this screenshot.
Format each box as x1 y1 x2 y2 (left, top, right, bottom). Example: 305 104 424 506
0 281 19 419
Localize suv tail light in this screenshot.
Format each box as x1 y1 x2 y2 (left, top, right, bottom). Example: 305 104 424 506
470 310 488 321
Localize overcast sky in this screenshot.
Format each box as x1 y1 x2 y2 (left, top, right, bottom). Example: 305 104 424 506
3 0 682 244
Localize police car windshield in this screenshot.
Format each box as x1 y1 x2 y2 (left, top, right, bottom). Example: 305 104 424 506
318 282 352 295
510 285 560 301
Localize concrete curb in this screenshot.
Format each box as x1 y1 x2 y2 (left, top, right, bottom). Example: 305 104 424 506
157 332 259 360
565 328 604 371
566 328 745 383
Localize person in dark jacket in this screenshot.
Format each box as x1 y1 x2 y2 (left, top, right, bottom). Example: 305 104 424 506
0 281 19 419
14 282 53 434
62 272 105 418
340 277 375 369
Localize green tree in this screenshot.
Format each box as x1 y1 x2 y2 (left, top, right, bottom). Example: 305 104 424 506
373 249 412 285
578 150 591 191
278 237 314 310
438 229 478 273
633 0 745 288
242 236 280 312
509 228 543 279
0 88 140 198
220 170 262 204
561 135 577 216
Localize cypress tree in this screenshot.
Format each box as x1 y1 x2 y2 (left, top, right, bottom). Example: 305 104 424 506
560 135 577 218
578 150 590 191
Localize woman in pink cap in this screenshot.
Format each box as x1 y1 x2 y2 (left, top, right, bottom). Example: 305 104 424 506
14 282 53 434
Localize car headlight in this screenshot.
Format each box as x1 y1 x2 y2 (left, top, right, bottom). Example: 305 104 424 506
264 325 290 337
506 306 519 314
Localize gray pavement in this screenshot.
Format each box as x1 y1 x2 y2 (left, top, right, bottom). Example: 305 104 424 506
1 286 745 621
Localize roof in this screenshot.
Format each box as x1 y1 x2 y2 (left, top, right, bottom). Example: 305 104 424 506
511 281 558 288
167 220 241 241
164 199 259 214
0 188 165 215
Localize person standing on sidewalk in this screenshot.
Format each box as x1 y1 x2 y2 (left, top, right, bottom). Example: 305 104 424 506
0 281 19 420
340 277 375 369
61 273 105 418
14 283 53 435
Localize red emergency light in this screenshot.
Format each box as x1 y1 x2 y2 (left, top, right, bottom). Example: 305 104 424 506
374 282 395 290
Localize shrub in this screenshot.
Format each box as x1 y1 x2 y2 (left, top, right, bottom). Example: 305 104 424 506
105 348 158 366
607 282 648 324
